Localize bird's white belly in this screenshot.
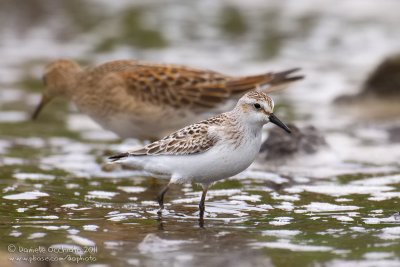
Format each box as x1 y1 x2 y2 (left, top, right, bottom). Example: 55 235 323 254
74 97 237 140
88 111 209 140
141 134 262 184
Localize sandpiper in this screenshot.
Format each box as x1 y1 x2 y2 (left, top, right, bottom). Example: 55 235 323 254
109 90 291 220
32 59 302 140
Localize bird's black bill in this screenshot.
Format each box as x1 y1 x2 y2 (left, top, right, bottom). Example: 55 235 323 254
31 95 50 120
269 113 291 134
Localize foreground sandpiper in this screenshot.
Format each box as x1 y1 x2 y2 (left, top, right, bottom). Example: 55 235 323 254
109 90 291 220
32 59 302 140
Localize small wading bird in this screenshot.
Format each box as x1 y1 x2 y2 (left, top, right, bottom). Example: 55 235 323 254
32 59 302 140
109 90 292 222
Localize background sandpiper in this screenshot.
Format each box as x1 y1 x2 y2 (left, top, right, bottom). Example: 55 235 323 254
32 59 302 140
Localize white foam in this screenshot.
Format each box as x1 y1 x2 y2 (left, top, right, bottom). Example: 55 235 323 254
274 202 295 211
0 111 27 122
327 259 400 267
378 226 400 240
299 184 393 197
252 240 332 252
172 197 200 204
236 170 288 184
67 229 80 235
304 202 360 212
364 252 395 260
83 225 99 231
364 218 381 224
9 230 22 237
15 137 46 148
206 189 242 197
3 191 49 200
61 204 79 208
335 198 352 202
333 216 354 222
350 227 366 232
86 191 118 200
68 235 96 247
81 130 119 141
30 215 59 220
117 186 146 193
201 203 248 216
16 208 28 213
269 217 293 226
229 194 261 202
1 157 25 165
352 175 400 186
262 230 301 237
14 173 55 180
271 193 300 201
368 192 400 201
43 225 70 230
106 212 141 221
28 232 46 239
363 216 398 224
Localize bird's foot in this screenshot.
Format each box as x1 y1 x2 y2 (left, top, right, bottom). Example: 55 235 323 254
157 207 164 215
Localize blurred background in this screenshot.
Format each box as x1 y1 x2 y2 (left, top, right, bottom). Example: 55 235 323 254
0 1 399 267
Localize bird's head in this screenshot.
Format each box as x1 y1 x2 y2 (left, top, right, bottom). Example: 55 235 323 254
32 59 82 120
236 91 291 133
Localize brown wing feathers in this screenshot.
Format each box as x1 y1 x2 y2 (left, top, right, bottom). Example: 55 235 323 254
109 124 217 161
108 114 228 161
226 68 303 93
94 60 303 109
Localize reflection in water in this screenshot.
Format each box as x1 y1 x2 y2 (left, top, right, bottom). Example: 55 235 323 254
1 172 400 266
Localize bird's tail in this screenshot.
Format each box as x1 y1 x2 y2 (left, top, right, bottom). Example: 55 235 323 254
108 152 130 162
227 68 304 94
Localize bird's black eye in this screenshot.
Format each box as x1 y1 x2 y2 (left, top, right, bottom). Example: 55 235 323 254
253 103 261 110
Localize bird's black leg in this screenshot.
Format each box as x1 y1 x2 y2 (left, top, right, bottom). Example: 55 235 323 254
157 183 170 214
199 185 209 219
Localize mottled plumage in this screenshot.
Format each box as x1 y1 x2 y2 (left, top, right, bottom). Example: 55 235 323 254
109 91 293 221
33 59 303 140
110 114 231 159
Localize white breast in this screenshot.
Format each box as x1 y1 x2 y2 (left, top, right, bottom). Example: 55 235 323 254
136 129 263 184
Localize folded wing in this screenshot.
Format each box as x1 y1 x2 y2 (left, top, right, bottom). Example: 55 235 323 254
94 61 303 109
109 117 224 161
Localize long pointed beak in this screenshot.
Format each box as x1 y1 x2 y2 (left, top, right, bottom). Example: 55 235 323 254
269 113 291 134
31 95 51 120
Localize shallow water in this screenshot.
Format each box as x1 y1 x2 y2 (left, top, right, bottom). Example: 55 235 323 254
1 1 400 266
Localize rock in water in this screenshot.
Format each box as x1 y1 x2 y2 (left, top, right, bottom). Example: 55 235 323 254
335 54 400 103
260 123 327 160
362 55 400 98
